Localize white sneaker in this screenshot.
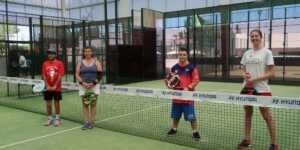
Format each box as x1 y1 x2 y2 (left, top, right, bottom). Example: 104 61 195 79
53 119 61 127
44 119 53 126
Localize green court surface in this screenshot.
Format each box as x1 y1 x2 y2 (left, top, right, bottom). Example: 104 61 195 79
0 105 197 150
0 80 299 150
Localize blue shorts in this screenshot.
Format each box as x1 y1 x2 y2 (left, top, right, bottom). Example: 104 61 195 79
171 103 196 122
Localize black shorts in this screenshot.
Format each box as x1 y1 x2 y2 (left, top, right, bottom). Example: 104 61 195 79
44 91 62 101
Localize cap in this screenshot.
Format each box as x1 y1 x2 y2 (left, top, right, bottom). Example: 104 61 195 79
47 48 56 54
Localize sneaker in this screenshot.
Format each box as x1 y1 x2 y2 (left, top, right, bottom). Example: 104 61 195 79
81 122 90 130
88 122 94 129
167 128 177 135
44 119 53 126
269 144 279 150
237 139 252 149
192 132 201 140
53 119 61 127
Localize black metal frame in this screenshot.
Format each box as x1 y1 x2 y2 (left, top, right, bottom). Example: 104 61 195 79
163 0 300 84
1 0 300 85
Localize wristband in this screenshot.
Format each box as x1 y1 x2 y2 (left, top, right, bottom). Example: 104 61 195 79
92 80 98 85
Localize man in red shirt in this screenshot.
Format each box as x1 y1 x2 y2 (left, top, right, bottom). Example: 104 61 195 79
165 47 200 140
42 48 65 127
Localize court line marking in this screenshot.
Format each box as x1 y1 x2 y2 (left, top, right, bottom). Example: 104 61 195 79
0 87 236 149
0 104 168 149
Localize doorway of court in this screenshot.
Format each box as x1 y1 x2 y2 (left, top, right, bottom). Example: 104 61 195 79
5 42 32 78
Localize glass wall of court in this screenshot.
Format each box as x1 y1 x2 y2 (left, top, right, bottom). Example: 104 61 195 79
0 15 133 98
1 0 300 85
164 1 300 84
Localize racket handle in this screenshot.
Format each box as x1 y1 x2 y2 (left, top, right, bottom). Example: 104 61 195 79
173 87 183 90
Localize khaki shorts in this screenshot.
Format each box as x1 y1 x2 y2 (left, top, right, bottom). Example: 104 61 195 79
79 84 100 96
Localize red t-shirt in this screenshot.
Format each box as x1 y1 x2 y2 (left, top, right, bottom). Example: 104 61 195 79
42 59 65 91
171 63 200 104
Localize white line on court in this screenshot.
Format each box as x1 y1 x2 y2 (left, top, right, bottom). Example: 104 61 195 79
0 104 168 149
0 88 235 149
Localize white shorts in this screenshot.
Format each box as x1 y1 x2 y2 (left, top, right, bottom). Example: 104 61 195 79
79 84 100 96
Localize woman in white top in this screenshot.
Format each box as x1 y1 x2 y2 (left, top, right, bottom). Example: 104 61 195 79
238 29 278 150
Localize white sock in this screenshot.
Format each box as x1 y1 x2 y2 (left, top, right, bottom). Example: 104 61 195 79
48 116 53 120
192 130 198 133
172 128 177 131
55 115 60 120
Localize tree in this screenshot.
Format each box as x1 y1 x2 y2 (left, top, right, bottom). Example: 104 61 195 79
0 24 19 40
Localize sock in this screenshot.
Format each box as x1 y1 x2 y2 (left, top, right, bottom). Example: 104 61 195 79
192 130 198 133
48 116 53 120
172 128 177 131
55 114 60 120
